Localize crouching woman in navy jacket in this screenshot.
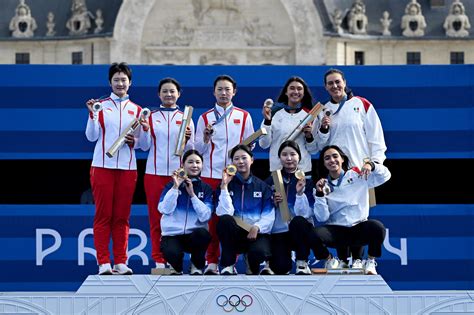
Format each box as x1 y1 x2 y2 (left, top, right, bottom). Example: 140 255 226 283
158 149 213 275
216 144 275 275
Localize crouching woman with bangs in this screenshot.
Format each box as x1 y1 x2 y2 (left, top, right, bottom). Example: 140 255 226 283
158 150 213 275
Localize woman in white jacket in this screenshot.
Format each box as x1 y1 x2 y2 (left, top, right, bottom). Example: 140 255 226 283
259 76 320 174
311 145 391 275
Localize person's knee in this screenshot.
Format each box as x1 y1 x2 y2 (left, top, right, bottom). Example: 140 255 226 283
369 220 386 242
193 228 211 244
216 215 235 237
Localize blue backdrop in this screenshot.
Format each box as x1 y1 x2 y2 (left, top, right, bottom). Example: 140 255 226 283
0 64 472 159
0 65 472 292
0 204 472 291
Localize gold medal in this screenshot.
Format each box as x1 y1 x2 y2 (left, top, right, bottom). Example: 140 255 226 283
176 168 187 178
295 169 306 180
225 164 237 176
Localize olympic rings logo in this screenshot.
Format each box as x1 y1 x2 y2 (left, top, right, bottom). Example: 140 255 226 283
216 294 253 312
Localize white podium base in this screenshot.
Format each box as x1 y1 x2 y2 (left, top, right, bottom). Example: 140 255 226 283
1 275 473 314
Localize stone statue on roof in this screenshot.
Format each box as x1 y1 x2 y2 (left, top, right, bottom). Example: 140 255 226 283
348 0 368 35
46 12 56 37
401 0 426 37
9 0 37 38
331 9 344 35
66 0 94 36
444 0 470 37
380 11 392 36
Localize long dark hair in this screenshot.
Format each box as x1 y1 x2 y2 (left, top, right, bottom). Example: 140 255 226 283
318 145 349 178
276 76 314 110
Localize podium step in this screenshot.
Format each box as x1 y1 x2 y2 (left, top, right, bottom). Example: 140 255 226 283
1 275 473 314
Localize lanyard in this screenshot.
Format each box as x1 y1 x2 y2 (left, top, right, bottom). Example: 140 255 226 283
157 105 179 112
113 96 129 103
213 104 233 125
326 170 345 192
333 95 347 115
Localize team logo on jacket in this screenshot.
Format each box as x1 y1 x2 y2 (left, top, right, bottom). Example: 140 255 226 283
128 110 135 116
233 119 240 124
198 192 204 198
253 191 262 198
176 120 182 125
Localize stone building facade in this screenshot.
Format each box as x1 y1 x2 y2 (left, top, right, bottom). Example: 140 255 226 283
0 0 472 65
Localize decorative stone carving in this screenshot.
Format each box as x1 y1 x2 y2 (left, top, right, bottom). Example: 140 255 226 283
9 0 37 38
192 0 241 26
444 0 470 37
161 18 194 46
247 49 291 64
46 12 56 37
147 50 190 64
380 11 392 36
243 17 275 46
331 9 343 35
199 50 237 65
190 0 246 48
66 0 93 36
348 0 368 35
94 9 104 34
401 0 426 37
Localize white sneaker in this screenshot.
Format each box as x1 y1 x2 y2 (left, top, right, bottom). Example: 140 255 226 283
155 262 166 269
259 261 275 275
169 265 183 275
98 263 112 275
204 263 219 275
324 257 340 270
352 259 363 269
220 265 237 275
112 263 133 275
190 263 203 275
295 260 311 275
364 259 378 275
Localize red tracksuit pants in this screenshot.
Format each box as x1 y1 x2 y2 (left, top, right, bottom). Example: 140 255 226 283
144 174 170 264
202 177 221 264
90 167 137 265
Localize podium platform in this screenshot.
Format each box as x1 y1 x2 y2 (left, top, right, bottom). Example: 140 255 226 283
1 275 473 314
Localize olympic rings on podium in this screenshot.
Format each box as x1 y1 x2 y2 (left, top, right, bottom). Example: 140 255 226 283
216 294 253 312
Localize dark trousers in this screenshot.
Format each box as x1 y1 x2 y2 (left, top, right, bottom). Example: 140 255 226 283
289 215 331 261
216 215 271 274
311 219 386 261
160 228 211 273
269 216 315 274
269 232 292 274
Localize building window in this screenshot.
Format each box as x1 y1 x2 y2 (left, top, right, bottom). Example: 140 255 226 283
450 52 464 64
355 51 365 65
72 52 83 64
407 52 421 65
15 53 30 64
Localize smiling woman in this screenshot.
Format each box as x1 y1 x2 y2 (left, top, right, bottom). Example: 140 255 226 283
259 76 320 174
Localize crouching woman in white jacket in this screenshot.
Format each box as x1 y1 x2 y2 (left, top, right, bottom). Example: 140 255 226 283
311 145 391 275
158 150 213 275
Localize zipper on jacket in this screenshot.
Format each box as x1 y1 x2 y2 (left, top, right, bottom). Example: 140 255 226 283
240 184 245 221
183 193 190 234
